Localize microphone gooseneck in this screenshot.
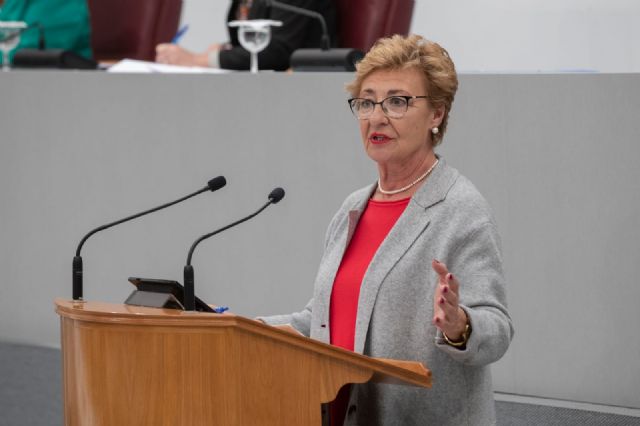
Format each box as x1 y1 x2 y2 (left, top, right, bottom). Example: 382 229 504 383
265 0 330 50
183 187 285 311
72 176 227 301
30 23 46 50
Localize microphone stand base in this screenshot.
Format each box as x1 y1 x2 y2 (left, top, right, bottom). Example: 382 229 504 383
290 48 364 72
13 49 97 70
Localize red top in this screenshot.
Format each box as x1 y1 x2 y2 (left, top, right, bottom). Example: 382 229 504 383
329 196 410 424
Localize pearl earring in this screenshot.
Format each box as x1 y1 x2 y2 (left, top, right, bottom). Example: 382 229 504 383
431 127 439 135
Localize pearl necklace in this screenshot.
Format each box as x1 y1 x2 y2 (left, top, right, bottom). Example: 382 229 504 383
377 159 439 195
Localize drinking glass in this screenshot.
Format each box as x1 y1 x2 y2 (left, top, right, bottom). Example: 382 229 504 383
228 20 282 74
0 21 27 71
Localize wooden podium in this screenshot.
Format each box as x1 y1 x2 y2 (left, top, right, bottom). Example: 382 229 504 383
55 299 431 425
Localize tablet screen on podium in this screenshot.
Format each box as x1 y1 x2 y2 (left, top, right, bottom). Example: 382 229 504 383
126 277 214 313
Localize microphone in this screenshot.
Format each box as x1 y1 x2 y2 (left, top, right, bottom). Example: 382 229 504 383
25 22 46 50
12 22 97 69
72 176 227 301
264 0 330 50
183 187 285 311
263 0 363 71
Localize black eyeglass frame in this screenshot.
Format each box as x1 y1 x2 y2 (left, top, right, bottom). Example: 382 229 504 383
347 95 429 119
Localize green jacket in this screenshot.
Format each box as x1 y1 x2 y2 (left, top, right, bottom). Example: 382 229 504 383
0 0 92 60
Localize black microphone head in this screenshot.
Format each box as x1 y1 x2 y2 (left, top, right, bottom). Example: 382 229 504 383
207 176 227 192
268 187 285 204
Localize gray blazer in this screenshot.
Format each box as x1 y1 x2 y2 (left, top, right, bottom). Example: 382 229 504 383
263 158 514 425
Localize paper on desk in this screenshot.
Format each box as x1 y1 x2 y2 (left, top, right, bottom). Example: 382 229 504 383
107 59 232 74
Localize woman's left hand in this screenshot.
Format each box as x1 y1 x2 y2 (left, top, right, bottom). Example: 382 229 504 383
431 259 468 340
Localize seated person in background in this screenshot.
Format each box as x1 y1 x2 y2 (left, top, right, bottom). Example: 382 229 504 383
156 0 336 71
0 0 91 60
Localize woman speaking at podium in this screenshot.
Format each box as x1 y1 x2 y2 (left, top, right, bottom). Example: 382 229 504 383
261 35 514 425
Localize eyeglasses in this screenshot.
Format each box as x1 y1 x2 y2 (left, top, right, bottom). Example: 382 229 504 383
347 95 429 119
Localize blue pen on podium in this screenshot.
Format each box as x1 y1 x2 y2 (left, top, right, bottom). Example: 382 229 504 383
172 24 189 44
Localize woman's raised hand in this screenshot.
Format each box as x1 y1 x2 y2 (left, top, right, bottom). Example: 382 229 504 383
431 259 468 341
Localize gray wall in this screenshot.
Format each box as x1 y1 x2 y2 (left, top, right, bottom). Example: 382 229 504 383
1 71 639 409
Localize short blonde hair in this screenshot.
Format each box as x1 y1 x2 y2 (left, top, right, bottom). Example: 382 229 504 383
347 35 458 145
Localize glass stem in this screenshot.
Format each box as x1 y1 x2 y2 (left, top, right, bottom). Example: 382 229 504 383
2 50 9 71
250 52 258 74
